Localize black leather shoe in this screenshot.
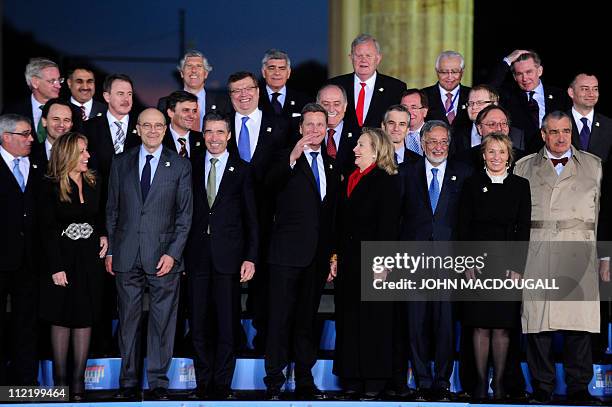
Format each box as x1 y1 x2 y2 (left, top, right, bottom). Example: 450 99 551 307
434 388 452 402
150 387 169 401
265 388 281 401
188 386 208 400
113 387 137 400
528 389 552 404
414 388 431 401
334 389 360 401
359 391 381 401
383 386 413 400
295 385 327 400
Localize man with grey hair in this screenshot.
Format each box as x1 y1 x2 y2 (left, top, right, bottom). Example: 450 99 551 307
2 57 63 143
423 50 471 127
157 50 228 131
329 33 406 131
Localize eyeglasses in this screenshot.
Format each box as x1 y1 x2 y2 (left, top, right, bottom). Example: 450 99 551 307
404 105 425 111
138 123 166 131
481 121 509 129
5 130 32 138
436 70 462 76
467 100 493 108
424 140 449 147
38 77 65 86
229 86 258 95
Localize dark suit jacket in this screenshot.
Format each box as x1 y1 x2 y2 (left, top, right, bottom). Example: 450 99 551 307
400 158 473 241
1 96 35 127
69 99 107 121
266 149 340 267
328 72 407 130
330 121 360 176
396 147 421 165
259 86 310 139
423 83 471 127
157 90 230 126
450 121 526 156
185 153 258 274
162 127 205 161
29 141 49 170
0 155 42 271
570 111 612 162
489 61 569 153
106 146 193 274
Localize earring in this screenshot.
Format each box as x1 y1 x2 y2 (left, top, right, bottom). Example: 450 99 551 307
506 161 510 168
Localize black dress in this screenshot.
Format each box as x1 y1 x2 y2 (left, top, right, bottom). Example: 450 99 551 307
39 177 105 328
458 169 531 328
333 167 401 380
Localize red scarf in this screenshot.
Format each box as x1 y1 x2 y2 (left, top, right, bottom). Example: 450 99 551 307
347 163 376 197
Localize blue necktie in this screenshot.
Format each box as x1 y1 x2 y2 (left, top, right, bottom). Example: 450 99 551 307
238 116 251 162
580 117 591 150
429 167 440 212
12 158 25 192
310 152 321 198
406 131 422 155
141 154 153 201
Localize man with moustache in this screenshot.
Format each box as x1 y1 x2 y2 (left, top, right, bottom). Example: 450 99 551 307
67 67 106 121
329 33 406 131
264 103 339 401
401 89 429 157
382 104 420 165
0 114 42 385
317 84 358 175
30 98 75 168
163 91 205 160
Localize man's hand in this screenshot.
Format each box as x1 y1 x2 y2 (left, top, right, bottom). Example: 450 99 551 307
105 256 114 276
599 259 610 282
289 134 318 165
156 254 175 277
99 236 109 258
52 271 68 287
327 258 337 283
240 261 256 283
506 49 530 63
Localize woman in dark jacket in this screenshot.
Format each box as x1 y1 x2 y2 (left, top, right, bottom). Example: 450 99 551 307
331 127 401 400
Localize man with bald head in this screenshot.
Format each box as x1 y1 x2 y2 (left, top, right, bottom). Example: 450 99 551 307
106 108 193 401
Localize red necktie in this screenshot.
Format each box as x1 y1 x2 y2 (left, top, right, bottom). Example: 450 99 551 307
356 82 366 127
445 92 455 124
326 129 337 159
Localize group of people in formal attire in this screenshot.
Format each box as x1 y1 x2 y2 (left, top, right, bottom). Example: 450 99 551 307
0 33 610 403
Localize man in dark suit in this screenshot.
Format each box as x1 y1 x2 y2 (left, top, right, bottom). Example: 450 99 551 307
157 50 229 131
382 104 420 165
317 84 359 175
264 103 339 401
185 112 258 400
490 49 569 153
423 50 470 127
2 58 62 143
163 91 205 160
328 33 406 131
30 98 75 168
0 114 42 385
568 73 612 162
66 67 107 121
400 120 472 402
105 108 193 401
401 89 430 157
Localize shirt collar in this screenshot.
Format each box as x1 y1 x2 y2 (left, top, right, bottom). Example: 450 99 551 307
425 157 447 173
266 85 286 97
571 106 595 125
70 96 93 109
107 111 129 126
205 149 229 164
354 71 377 88
236 108 262 122
544 147 572 160
438 84 460 98
31 94 44 109
169 124 189 140
529 82 545 98
139 144 163 160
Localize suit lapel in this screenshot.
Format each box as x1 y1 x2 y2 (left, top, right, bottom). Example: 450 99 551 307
365 74 384 124
146 148 170 202
416 160 433 216
0 157 23 193
162 129 178 153
251 114 273 162
298 154 319 196
588 113 602 153
435 162 455 216
211 154 237 209
128 149 143 206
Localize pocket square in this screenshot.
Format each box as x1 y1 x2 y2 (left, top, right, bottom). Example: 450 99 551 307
292 113 301 117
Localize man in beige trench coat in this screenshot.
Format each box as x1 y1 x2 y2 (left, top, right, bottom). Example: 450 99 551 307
514 110 609 404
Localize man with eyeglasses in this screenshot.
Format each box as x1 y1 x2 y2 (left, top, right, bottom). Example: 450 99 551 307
105 108 192 401
66 67 107 121
400 89 429 156
0 114 42 386
490 49 569 153
328 33 406 131
423 51 471 128
2 58 63 144
400 120 472 402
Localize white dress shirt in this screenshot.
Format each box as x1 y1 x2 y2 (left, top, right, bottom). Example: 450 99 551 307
353 71 377 121
303 146 327 200
470 123 481 147
425 158 447 190
545 148 572 176
204 150 229 194
138 144 162 183
70 97 94 119
169 125 191 155
1 145 30 185
106 111 130 154
45 139 53 160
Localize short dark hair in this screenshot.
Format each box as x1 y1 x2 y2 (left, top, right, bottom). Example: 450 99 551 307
203 111 230 132
401 88 429 109
41 98 73 119
227 71 258 88
166 91 198 112
67 66 95 79
103 73 133 93
510 50 542 73
475 104 512 126
299 103 328 125
542 111 572 131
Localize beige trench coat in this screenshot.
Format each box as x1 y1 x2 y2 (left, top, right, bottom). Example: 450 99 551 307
513 146 601 333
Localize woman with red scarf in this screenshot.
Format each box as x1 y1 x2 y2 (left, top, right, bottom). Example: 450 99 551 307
330 127 401 400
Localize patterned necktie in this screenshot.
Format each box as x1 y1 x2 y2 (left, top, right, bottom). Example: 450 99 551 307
356 82 366 126
445 92 456 124
310 152 321 198
12 158 25 192
113 121 126 154
141 154 153 201
36 105 47 143
527 91 540 127
80 105 87 121
326 129 337 159
207 157 218 207
579 117 591 150
406 131 422 155
429 167 440 212
271 92 283 115
238 116 251 162
177 137 188 158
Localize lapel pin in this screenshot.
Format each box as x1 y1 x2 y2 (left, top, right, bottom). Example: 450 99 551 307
211 104 217 110
378 87 384 92
451 175 457 181
461 104 466 110
290 100 295 106
132 129 137 134
329 164 333 169
348 132 353 138
595 122 600 127
266 127 272 132
32 164 38 169
96 112 102 117
229 166 235 172
165 161 170 167
548 94 553 100
482 186 488 192
196 141 201 147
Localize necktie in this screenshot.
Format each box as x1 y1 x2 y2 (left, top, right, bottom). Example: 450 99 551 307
394 152 399 165
579 117 591 150
326 129 337 159
113 121 126 154
80 105 87 121
207 157 218 207
12 158 25 192
141 154 153 201
550 157 568 167
527 91 540 127
238 116 251 162
445 92 456 124
406 131 422 155
429 167 440 212
356 82 366 126
177 137 188 158
271 92 283 115
310 152 321 197
36 105 47 143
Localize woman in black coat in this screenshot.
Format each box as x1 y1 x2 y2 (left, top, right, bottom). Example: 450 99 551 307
458 132 531 400
330 127 401 400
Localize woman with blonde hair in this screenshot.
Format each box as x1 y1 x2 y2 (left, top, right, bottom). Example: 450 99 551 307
331 127 401 400
39 132 108 401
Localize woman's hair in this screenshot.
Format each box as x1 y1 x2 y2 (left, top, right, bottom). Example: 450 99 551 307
361 127 397 175
480 132 515 168
47 132 95 202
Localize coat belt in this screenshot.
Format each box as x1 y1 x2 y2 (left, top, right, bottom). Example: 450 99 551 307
530 219 595 231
